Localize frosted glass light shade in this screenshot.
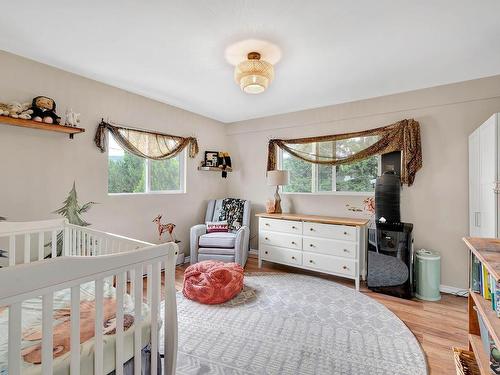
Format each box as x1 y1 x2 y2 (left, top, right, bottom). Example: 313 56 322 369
267 170 289 186
234 52 274 94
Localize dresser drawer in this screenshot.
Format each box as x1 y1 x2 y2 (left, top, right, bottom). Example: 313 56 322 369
260 244 302 266
303 237 356 259
260 231 302 250
259 218 303 234
303 222 357 241
303 252 356 277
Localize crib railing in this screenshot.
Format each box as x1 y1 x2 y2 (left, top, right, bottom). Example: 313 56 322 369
0 219 155 265
0 242 178 375
0 220 178 375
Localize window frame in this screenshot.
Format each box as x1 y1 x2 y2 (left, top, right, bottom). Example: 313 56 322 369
278 142 380 196
107 136 187 196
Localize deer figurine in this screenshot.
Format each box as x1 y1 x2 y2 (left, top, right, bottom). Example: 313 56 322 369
152 214 176 242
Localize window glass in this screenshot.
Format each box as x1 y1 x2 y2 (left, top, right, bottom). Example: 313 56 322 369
108 135 184 194
282 143 313 193
280 137 379 194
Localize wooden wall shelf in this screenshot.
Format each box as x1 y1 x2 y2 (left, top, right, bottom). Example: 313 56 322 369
0 116 85 139
198 166 232 172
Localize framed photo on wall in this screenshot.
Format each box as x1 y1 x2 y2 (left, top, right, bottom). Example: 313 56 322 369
204 151 219 167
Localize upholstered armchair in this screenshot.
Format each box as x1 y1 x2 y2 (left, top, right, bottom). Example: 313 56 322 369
190 199 251 267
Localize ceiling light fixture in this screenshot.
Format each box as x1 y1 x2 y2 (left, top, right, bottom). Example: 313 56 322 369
234 52 274 94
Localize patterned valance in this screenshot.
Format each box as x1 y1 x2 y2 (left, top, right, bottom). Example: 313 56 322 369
94 121 199 160
267 119 422 186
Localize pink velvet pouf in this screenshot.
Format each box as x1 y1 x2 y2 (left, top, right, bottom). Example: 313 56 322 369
182 260 244 304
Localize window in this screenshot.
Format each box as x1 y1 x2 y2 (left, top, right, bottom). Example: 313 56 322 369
108 134 185 194
279 137 380 194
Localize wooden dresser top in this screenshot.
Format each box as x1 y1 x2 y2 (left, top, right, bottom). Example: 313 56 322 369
255 213 369 227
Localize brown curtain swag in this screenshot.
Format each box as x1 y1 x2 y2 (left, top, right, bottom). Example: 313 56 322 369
94 121 199 160
267 119 422 186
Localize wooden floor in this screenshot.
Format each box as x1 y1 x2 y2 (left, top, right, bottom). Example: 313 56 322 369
175 256 468 375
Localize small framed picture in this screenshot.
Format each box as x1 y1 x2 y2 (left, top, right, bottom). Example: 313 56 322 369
204 151 219 167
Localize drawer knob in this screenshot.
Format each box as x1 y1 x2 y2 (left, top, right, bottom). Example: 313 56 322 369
343 249 348 252
292 226 297 229
265 223 270 226
344 231 348 235
291 241 296 245
291 256 296 260
265 251 268 254
265 237 269 240
309 259 314 264
342 265 348 270
309 228 314 231
309 244 314 247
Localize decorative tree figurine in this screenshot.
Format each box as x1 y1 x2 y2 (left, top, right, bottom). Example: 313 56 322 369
47 182 97 257
53 182 96 226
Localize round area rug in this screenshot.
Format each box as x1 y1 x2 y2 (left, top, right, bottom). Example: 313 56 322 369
163 273 427 375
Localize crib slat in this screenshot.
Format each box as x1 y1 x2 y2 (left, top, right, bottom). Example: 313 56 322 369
164 250 178 375
133 264 143 374
151 262 161 375
38 231 44 260
70 286 80 375
72 228 76 255
129 268 135 300
77 230 81 255
92 235 97 256
94 278 104 375
86 232 90 256
42 293 53 375
51 230 57 258
64 227 70 256
8 302 22 375
24 233 31 264
147 263 153 306
115 272 125 375
9 235 15 266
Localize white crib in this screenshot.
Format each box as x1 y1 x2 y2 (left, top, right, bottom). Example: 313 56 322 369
0 219 178 375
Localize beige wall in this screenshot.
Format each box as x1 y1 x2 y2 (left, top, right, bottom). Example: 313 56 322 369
0 51 229 252
226 75 500 289
3 49 500 289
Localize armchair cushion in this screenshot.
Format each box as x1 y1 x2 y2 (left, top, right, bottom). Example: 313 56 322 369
218 198 246 230
198 232 236 248
198 247 235 255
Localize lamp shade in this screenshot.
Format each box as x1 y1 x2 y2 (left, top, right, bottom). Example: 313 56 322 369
267 170 289 186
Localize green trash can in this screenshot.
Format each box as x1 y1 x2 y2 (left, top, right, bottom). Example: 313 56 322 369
415 249 441 301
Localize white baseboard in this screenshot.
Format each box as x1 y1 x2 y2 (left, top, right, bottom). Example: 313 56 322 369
440 284 468 296
249 249 258 257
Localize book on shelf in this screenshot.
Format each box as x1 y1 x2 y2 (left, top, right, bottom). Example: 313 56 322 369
491 274 497 311
483 264 492 300
472 254 481 292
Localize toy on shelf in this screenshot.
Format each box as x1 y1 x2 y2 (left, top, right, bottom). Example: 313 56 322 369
152 214 178 243
63 109 81 127
30 96 61 124
0 101 33 119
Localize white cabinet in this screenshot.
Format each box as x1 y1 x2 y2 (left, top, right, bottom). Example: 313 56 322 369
257 214 367 290
469 113 500 237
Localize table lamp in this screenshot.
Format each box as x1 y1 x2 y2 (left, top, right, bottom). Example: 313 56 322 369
267 170 289 214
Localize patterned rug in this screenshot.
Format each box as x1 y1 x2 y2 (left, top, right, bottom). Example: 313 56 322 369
163 273 427 375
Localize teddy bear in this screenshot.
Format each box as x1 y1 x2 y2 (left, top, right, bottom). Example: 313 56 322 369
0 102 10 116
8 102 33 120
29 96 60 124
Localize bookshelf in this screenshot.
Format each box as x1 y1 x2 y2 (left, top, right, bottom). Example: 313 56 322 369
463 236 500 374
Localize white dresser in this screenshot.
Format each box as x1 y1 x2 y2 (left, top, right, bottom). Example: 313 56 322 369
256 213 368 290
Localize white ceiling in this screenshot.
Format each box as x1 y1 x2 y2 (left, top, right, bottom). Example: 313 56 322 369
1 1 500 123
